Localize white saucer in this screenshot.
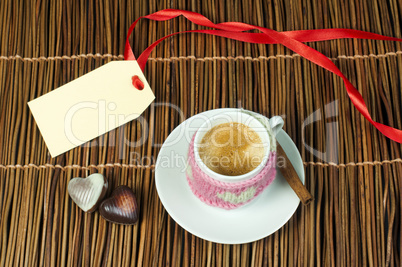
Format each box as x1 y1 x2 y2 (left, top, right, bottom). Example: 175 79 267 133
155 108 304 244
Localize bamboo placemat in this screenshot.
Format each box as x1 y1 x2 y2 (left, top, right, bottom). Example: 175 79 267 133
1 0 401 266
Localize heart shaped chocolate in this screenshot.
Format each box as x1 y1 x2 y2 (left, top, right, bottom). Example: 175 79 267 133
99 186 139 225
68 173 108 213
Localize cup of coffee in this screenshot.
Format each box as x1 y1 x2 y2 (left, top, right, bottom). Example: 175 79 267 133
186 109 284 209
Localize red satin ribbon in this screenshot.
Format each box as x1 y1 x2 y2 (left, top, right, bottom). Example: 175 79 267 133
125 9 402 144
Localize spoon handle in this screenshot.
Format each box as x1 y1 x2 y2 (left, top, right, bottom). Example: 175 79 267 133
277 144 313 205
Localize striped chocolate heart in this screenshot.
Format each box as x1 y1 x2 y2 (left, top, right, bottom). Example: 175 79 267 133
99 186 139 225
68 173 108 213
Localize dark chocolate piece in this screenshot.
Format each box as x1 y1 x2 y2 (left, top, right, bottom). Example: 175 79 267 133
99 186 139 225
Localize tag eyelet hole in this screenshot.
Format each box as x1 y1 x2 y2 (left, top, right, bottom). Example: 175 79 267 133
132 75 144 90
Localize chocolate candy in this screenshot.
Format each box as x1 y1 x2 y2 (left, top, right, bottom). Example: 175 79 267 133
99 186 139 225
68 173 108 213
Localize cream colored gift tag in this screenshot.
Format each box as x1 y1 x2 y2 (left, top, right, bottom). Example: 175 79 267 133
28 60 155 157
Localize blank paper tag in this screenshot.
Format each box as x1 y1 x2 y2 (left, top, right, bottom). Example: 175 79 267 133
28 60 155 157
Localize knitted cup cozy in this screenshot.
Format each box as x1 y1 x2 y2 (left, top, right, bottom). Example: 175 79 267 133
186 134 277 210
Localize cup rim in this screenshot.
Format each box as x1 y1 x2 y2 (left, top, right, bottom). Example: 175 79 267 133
193 111 270 183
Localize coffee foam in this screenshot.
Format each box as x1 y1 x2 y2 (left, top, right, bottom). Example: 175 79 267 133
198 122 265 176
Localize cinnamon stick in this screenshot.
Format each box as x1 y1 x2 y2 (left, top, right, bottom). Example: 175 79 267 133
277 144 313 205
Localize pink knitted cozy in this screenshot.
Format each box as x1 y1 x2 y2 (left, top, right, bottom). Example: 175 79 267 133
186 134 277 210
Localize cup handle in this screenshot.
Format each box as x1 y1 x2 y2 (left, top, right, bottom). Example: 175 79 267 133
269 116 284 136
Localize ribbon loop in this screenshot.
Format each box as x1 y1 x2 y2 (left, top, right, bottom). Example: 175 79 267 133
124 9 402 144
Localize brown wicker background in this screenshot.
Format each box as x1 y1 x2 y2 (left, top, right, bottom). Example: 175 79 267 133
1 0 402 266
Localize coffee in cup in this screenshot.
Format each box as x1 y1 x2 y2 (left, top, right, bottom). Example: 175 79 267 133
188 109 284 209
198 122 265 176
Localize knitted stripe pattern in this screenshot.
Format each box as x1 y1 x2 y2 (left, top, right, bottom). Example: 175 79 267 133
186 134 277 210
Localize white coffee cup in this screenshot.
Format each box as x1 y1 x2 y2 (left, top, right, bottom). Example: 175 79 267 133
193 110 284 183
